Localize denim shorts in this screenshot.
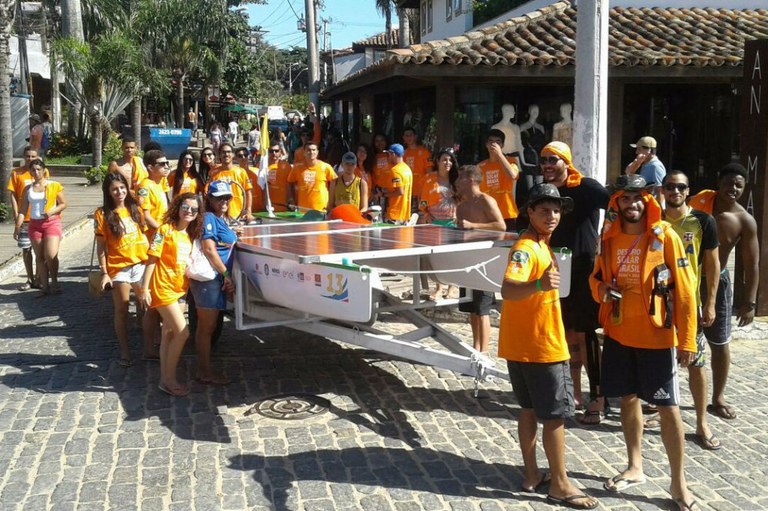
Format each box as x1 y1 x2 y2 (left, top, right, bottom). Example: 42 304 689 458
112 262 145 284
189 275 227 310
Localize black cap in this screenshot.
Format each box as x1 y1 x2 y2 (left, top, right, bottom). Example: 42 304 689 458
613 174 652 192
526 183 573 214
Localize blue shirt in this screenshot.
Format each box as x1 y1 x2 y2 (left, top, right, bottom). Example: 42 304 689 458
201 212 237 268
639 157 666 186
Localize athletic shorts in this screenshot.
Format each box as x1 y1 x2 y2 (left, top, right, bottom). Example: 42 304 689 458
601 336 680 406
506 360 574 420
690 326 707 368
560 256 599 332
28 216 62 240
111 262 145 285
703 269 732 346
189 275 227 310
17 223 31 249
458 288 496 315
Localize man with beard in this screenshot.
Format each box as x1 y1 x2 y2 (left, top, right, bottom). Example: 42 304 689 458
661 170 721 450
590 174 698 511
689 163 759 421
539 141 610 423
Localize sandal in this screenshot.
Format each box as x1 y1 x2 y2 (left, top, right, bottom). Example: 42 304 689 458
579 410 603 426
158 383 189 397
17 281 31 291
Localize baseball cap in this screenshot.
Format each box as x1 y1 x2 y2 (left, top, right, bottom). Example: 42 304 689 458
207 180 233 197
386 144 405 157
328 204 371 224
29 114 41 123
630 136 657 149
341 152 357 165
526 183 573 214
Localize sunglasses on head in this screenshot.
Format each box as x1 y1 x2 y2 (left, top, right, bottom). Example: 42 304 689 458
540 156 561 165
180 204 199 214
663 183 688 192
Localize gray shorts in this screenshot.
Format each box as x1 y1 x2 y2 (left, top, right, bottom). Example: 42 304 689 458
703 270 732 346
111 262 145 284
507 360 574 420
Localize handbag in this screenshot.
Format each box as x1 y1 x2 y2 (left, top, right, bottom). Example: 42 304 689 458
88 235 104 297
186 238 217 282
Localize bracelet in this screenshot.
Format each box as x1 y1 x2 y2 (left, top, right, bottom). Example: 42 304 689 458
222 270 230 278
100 271 108 275
535 279 543 292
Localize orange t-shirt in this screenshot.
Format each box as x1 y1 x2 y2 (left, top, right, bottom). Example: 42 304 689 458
167 170 200 197
498 233 569 363
287 161 337 211
207 165 253 219
477 156 520 219
268 160 293 211
355 166 372 191
130 157 169 192
373 152 391 189
244 167 264 212
94 207 148 277
419 173 455 221
404 145 432 198
384 161 413 222
137 178 168 238
147 223 192 308
7 166 50 220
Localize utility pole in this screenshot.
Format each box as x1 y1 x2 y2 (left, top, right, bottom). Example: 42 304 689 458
321 18 329 89
304 0 320 110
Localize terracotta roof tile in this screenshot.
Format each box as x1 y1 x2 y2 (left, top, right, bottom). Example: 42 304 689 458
352 28 414 50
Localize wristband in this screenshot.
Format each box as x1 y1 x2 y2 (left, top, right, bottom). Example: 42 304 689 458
535 279 543 292
222 270 230 278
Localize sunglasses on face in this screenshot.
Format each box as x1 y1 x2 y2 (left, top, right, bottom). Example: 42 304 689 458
180 204 199 214
155 161 170 167
540 156 561 165
202 153 214 158
212 195 232 202
663 183 688 192
183 157 194 162
269 149 280 153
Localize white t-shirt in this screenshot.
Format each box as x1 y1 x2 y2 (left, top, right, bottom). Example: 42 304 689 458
228 121 239 135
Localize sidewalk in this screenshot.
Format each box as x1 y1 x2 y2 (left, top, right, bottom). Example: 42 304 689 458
0 173 103 282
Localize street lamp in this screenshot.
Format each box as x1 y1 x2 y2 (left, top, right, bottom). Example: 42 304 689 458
288 63 306 96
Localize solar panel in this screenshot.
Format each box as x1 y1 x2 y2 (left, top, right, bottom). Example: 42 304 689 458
236 223 517 264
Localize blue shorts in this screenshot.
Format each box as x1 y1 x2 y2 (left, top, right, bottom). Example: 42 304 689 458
189 275 227 310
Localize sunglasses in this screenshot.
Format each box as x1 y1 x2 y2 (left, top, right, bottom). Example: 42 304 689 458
180 204 199 214
540 156 561 165
236 153 248 158
269 149 280 153
663 183 689 192
182 157 194 162
202 153 214 158
155 161 170 167
212 195 232 201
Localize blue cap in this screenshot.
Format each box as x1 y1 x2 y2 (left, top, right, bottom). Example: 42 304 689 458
207 180 233 197
387 144 405 157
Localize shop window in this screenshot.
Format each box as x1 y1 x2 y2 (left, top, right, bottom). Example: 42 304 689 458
446 0 453 21
454 0 462 15
427 0 433 33
421 1 427 35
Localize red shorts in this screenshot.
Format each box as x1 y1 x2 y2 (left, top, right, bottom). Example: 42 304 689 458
28 216 62 240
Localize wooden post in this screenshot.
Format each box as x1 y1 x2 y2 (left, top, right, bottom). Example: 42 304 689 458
572 0 609 183
739 39 768 315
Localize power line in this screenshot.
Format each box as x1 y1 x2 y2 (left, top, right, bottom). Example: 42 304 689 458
285 0 301 20
257 0 287 25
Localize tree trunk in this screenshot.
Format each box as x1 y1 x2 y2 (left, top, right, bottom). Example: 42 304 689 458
91 111 103 169
0 0 16 202
398 8 409 48
132 95 142 147
176 77 185 129
60 0 84 136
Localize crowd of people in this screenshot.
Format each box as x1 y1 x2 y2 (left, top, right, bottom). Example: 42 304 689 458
9 103 760 510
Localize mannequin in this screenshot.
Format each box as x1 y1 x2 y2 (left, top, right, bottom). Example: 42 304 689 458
520 104 547 156
552 102 573 146
491 104 528 166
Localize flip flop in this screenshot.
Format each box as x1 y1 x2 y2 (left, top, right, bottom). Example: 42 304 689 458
603 474 646 492
158 383 189 397
643 413 661 429
117 358 134 368
707 404 737 420
546 493 599 510
520 471 550 493
694 433 722 451
194 375 232 386
578 410 603 426
673 498 701 511
17 281 31 291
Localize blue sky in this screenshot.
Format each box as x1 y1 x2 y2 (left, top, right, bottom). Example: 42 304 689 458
245 0 398 50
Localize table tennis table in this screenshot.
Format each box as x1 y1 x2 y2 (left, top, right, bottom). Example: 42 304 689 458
232 222 551 384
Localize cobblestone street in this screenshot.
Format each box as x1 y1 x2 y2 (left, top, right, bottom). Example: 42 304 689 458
0 228 766 511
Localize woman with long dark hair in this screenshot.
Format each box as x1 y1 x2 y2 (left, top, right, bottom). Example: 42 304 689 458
354 143 374 194
138 193 204 396
199 147 216 183
94 173 149 366
169 150 203 197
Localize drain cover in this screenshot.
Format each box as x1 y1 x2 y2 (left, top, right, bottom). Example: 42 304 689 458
246 393 330 420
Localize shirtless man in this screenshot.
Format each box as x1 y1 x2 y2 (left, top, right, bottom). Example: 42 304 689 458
108 137 146 191
455 165 506 353
690 162 759 420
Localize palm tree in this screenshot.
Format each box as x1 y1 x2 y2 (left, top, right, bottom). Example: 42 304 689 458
60 0 85 135
0 0 16 199
375 0 394 46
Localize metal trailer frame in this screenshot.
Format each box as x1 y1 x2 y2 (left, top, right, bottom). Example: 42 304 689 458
233 264 509 389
